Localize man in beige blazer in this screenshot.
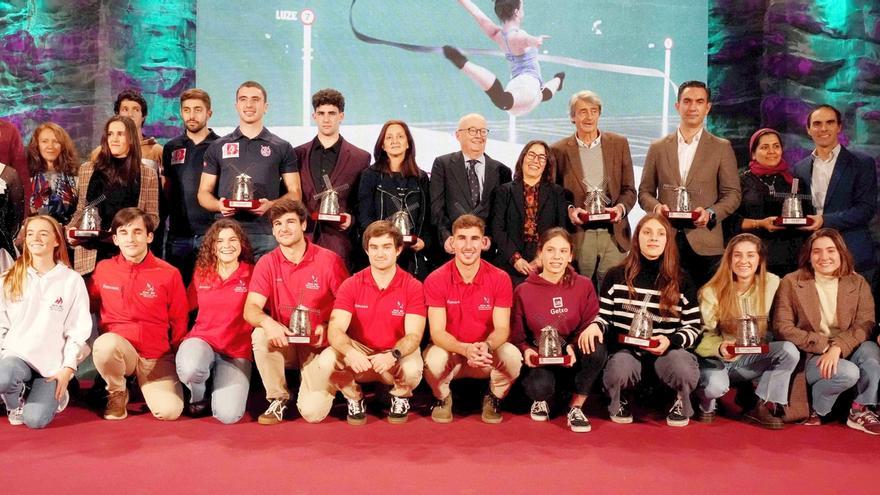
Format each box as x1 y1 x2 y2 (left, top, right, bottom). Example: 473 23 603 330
552 90 636 287
638 81 740 287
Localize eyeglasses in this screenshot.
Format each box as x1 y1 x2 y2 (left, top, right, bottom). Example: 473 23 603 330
525 151 547 164
457 127 489 137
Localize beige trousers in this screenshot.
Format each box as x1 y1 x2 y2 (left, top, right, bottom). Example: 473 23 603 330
423 343 523 400
251 327 321 401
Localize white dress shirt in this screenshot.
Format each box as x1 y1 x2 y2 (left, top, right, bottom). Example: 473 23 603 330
810 144 841 215
677 127 703 183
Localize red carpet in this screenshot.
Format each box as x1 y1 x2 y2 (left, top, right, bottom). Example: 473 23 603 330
5 401 875 494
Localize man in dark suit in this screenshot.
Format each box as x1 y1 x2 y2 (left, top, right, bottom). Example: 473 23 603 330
794 104 877 278
294 89 370 269
552 90 636 287
430 113 512 253
638 81 741 287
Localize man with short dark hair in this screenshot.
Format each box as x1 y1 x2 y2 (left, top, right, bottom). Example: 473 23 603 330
423 214 521 424
162 88 220 283
793 104 877 278
638 80 741 287
199 81 302 258
243 198 348 425
430 113 512 252
294 88 370 268
89 207 188 421
299 220 426 425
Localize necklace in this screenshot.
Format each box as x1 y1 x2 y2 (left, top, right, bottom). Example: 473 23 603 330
753 173 776 197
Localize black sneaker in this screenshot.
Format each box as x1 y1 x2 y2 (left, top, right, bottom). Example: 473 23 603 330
186 399 211 418
696 407 716 424
388 396 409 424
346 398 367 426
567 406 592 433
530 400 549 422
610 399 633 424
666 398 689 427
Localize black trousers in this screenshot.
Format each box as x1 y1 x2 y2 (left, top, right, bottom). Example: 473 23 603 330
675 230 720 288
522 342 608 401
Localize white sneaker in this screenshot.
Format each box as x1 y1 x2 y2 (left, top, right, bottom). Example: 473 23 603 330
530 400 549 421
56 390 70 413
7 406 23 426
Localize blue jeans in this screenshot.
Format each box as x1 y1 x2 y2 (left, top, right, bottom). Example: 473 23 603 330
175 337 252 424
248 234 278 260
166 235 204 285
806 340 880 415
0 357 61 429
697 341 799 412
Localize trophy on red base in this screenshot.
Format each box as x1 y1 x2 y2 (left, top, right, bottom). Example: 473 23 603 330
528 325 573 366
384 191 419 246
725 299 768 355
772 178 814 227
223 173 260 210
578 178 617 223
69 194 108 239
662 184 700 224
617 293 661 348
283 303 321 345
312 174 351 224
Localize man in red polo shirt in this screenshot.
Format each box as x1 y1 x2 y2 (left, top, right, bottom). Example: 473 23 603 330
423 214 521 423
90 208 188 421
243 198 348 425
299 220 426 425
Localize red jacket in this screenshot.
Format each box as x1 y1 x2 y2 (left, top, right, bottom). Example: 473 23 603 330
89 252 188 358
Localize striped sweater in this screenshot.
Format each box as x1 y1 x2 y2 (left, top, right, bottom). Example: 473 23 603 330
597 259 701 353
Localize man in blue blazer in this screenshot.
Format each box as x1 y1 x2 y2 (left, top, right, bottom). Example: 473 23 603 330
794 104 877 276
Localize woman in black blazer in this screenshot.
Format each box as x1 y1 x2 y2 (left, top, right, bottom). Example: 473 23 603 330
490 139 569 284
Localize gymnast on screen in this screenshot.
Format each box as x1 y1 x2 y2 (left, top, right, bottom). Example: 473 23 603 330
444 0 564 116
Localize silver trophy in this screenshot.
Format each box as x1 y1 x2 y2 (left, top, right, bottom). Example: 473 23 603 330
70 194 106 238
772 178 813 226
538 326 564 358
730 298 767 354
619 293 662 347
662 184 700 222
283 298 321 345
383 188 419 244
580 178 615 222
232 173 254 202
313 174 350 220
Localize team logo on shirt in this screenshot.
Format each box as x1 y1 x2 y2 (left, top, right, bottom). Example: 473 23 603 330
550 296 568 315
171 148 186 165
222 143 240 158
49 297 64 312
391 301 405 317
478 296 492 311
101 284 121 292
140 283 157 299
260 145 272 157
233 280 248 293
305 275 320 290
553 297 563 309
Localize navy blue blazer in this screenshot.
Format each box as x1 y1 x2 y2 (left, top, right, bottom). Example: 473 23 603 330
793 145 877 271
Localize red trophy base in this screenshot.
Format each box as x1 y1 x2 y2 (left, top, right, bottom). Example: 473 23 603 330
725 343 768 355
311 212 350 224
528 354 573 367
618 334 660 348
222 199 260 210
68 229 106 239
773 216 814 227
402 235 419 246
578 210 618 223
288 334 317 345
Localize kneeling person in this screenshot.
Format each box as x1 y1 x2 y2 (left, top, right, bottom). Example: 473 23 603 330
304 221 426 425
90 208 188 421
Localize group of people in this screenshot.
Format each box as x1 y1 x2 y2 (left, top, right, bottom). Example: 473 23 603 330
0 77 878 436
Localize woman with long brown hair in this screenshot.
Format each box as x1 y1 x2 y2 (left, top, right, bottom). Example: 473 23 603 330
694 233 798 429
26 122 80 225
490 139 568 285
66 116 159 275
510 228 604 432
0 215 91 428
774 228 880 434
598 213 701 427
357 120 432 278
175 218 255 423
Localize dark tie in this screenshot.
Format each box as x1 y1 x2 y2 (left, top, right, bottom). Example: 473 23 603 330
466 159 480 206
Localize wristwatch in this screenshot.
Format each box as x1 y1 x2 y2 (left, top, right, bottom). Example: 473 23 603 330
391 349 402 361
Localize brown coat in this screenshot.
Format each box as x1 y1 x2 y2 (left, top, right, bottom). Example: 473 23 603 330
551 131 636 250
67 162 160 275
773 268 875 359
638 130 740 256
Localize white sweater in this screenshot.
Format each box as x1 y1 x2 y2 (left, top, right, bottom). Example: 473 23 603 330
0 263 92 377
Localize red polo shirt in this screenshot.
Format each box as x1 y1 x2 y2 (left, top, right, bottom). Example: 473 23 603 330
424 259 513 343
186 263 254 360
88 252 188 359
334 266 426 351
249 241 348 343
